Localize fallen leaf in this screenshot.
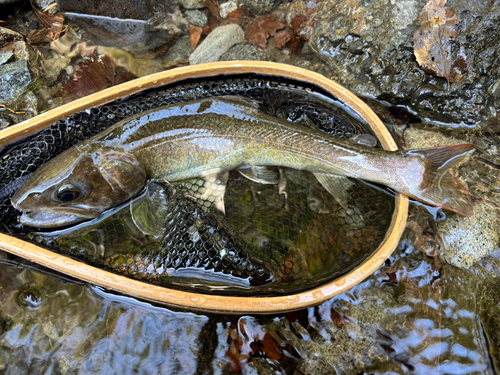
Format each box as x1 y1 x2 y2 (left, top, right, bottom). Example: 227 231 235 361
245 15 285 48
274 30 291 48
30 0 64 41
205 0 220 19
189 25 203 50
413 0 467 87
224 7 244 25
289 15 309 54
54 55 136 102
250 333 281 360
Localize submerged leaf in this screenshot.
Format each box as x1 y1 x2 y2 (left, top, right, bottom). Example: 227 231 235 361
413 0 467 87
30 0 64 41
245 15 285 48
55 55 135 102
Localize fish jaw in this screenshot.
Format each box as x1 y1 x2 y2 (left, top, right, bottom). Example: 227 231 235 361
19 210 89 228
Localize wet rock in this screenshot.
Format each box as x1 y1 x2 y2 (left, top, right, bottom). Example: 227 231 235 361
403 127 467 149
309 0 500 131
0 0 20 4
438 203 499 269
34 0 57 14
0 27 23 47
58 0 184 57
42 53 70 86
184 9 208 27
220 43 269 61
164 35 193 63
0 59 31 106
189 23 245 65
244 0 281 14
297 288 402 374
181 0 206 9
0 52 13 66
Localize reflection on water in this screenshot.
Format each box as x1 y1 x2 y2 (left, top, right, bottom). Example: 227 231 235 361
0 213 494 373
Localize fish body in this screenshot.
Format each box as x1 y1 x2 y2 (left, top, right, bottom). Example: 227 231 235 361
12 97 474 228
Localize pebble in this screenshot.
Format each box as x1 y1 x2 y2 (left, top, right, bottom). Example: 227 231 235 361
438 203 499 269
189 23 245 65
220 1 239 18
184 9 208 27
181 0 206 9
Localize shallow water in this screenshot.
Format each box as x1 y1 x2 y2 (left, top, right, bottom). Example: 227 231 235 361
1 0 500 373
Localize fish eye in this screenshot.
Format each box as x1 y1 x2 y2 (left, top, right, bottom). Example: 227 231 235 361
57 184 80 202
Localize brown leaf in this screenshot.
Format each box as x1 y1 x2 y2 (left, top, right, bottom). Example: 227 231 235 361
205 0 220 19
189 25 203 50
225 7 244 25
250 333 281 360
413 0 467 87
245 15 285 48
274 30 291 49
30 0 64 41
55 55 135 102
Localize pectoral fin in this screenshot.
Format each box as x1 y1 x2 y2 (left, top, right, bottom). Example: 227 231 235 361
238 166 280 184
314 173 353 209
130 182 172 236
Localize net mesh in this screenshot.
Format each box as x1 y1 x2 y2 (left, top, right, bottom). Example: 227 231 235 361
0 74 395 296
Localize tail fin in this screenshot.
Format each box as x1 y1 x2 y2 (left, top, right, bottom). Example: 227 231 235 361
405 144 475 216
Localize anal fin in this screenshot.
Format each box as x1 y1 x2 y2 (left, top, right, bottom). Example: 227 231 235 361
314 173 353 209
238 166 279 184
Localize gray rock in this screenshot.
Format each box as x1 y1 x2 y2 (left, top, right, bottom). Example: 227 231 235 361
0 0 20 4
244 0 281 14
0 59 31 106
438 203 499 268
220 43 269 61
184 9 208 27
164 35 193 62
181 0 206 9
309 0 500 131
42 54 70 86
189 23 245 65
0 52 13 66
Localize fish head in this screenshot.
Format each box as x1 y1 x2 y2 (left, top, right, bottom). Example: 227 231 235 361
11 147 147 228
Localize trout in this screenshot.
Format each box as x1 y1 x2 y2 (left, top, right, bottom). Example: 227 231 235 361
12 97 474 228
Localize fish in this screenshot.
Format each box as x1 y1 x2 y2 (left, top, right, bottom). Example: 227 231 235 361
11 97 475 228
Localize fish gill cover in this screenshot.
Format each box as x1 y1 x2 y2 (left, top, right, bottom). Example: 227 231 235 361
0 74 395 296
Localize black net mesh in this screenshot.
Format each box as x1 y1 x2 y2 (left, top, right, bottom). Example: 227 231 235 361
0 73 395 296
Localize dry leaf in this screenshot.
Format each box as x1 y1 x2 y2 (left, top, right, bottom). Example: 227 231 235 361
189 25 203 50
205 0 220 19
413 0 467 87
274 30 291 48
245 15 285 48
289 15 309 54
224 7 244 25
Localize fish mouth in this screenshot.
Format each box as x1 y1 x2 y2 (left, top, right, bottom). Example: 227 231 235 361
19 211 88 228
